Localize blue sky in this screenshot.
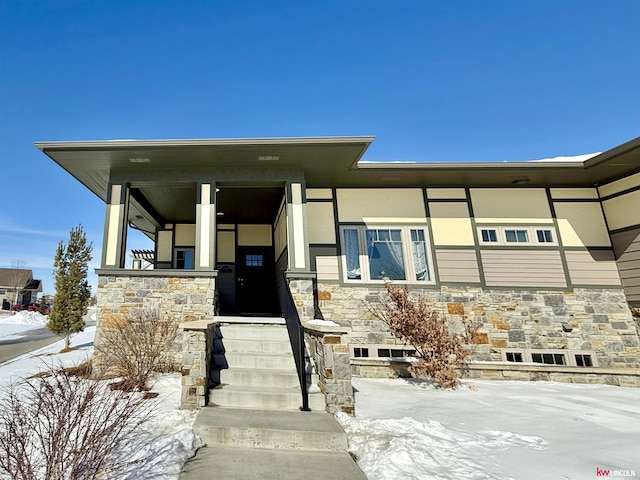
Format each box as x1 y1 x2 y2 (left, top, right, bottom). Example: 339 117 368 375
0 0 638 295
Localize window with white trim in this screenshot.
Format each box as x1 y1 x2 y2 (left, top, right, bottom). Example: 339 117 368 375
535 229 554 244
350 344 417 358
340 226 434 283
505 229 529 243
502 349 596 366
532 352 566 365
505 351 523 362
477 226 558 246
574 354 593 367
480 229 498 243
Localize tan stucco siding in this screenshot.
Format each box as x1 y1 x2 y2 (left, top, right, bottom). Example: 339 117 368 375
549 188 599 199
598 172 640 198
554 202 611 247
157 230 173 262
435 249 480 283
426 188 467 199
175 224 196 246
307 202 336 244
306 188 333 199
564 250 621 286
481 250 566 288
238 224 272 247
429 202 474 246
217 230 235 263
602 190 640 231
471 188 553 223
336 189 426 222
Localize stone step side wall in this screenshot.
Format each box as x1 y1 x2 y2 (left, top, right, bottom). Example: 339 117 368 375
95 273 217 370
316 283 640 376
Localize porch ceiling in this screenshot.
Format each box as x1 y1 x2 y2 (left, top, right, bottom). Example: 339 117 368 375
34 136 374 203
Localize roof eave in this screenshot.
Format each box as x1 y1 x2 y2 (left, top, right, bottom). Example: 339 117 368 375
34 135 377 151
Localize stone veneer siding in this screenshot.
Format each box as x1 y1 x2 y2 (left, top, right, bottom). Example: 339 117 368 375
305 326 356 415
181 322 217 409
316 283 640 385
288 277 315 322
96 273 217 369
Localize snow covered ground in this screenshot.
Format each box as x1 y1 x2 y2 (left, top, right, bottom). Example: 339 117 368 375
0 311 49 340
0 322 201 480
2 321 639 479
340 377 640 480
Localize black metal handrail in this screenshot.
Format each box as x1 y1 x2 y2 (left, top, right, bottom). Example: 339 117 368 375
278 272 310 411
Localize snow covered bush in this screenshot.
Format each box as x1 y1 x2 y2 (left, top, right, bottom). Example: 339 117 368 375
370 283 478 388
0 366 153 480
95 307 178 391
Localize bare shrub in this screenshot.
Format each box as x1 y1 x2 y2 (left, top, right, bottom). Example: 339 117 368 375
0 366 153 480
369 283 478 388
96 307 179 391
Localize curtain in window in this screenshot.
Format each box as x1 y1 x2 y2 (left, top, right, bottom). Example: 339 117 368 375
343 229 361 279
366 229 406 280
410 229 429 281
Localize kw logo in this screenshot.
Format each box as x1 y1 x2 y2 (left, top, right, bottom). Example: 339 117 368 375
596 468 610 477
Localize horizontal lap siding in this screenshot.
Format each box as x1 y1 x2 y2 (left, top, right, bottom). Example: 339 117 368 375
611 228 640 303
316 257 340 281
481 250 566 287
435 249 480 283
310 246 339 281
564 250 621 285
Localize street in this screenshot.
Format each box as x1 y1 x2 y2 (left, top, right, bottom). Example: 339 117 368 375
0 311 96 364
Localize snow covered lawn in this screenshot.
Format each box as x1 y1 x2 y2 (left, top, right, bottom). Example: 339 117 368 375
3 322 639 479
0 324 201 480
340 377 640 480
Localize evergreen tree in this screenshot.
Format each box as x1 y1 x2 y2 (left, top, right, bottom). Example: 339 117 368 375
38 296 47 315
47 225 93 349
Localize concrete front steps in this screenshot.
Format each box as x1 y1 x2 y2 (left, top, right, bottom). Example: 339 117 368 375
180 319 366 480
193 408 348 451
209 320 324 411
181 445 367 480
184 408 367 480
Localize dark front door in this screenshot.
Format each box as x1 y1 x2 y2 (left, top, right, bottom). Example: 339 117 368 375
236 246 277 315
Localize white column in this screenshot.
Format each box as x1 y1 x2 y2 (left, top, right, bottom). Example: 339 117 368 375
101 183 129 268
195 183 217 270
286 182 309 271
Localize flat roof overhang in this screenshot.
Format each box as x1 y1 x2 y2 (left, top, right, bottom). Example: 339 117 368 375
35 135 640 233
34 136 375 233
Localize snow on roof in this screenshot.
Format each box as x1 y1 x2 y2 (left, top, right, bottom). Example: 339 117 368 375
529 152 601 162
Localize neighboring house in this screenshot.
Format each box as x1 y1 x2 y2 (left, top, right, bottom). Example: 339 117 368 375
36 135 640 408
0 268 42 309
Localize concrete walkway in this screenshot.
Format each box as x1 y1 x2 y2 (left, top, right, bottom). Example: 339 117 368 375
180 407 367 480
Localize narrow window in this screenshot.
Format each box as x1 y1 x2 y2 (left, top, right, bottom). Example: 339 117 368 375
532 353 566 365
536 229 553 243
390 349 404 358
575 354 593 367
366 229 406 280
410 229 430 281
506 352 523 362
481 229 498 242
378 348 391 357
343 229 361 280
505 229 529 243
175 248 194 269
354 347 369 358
